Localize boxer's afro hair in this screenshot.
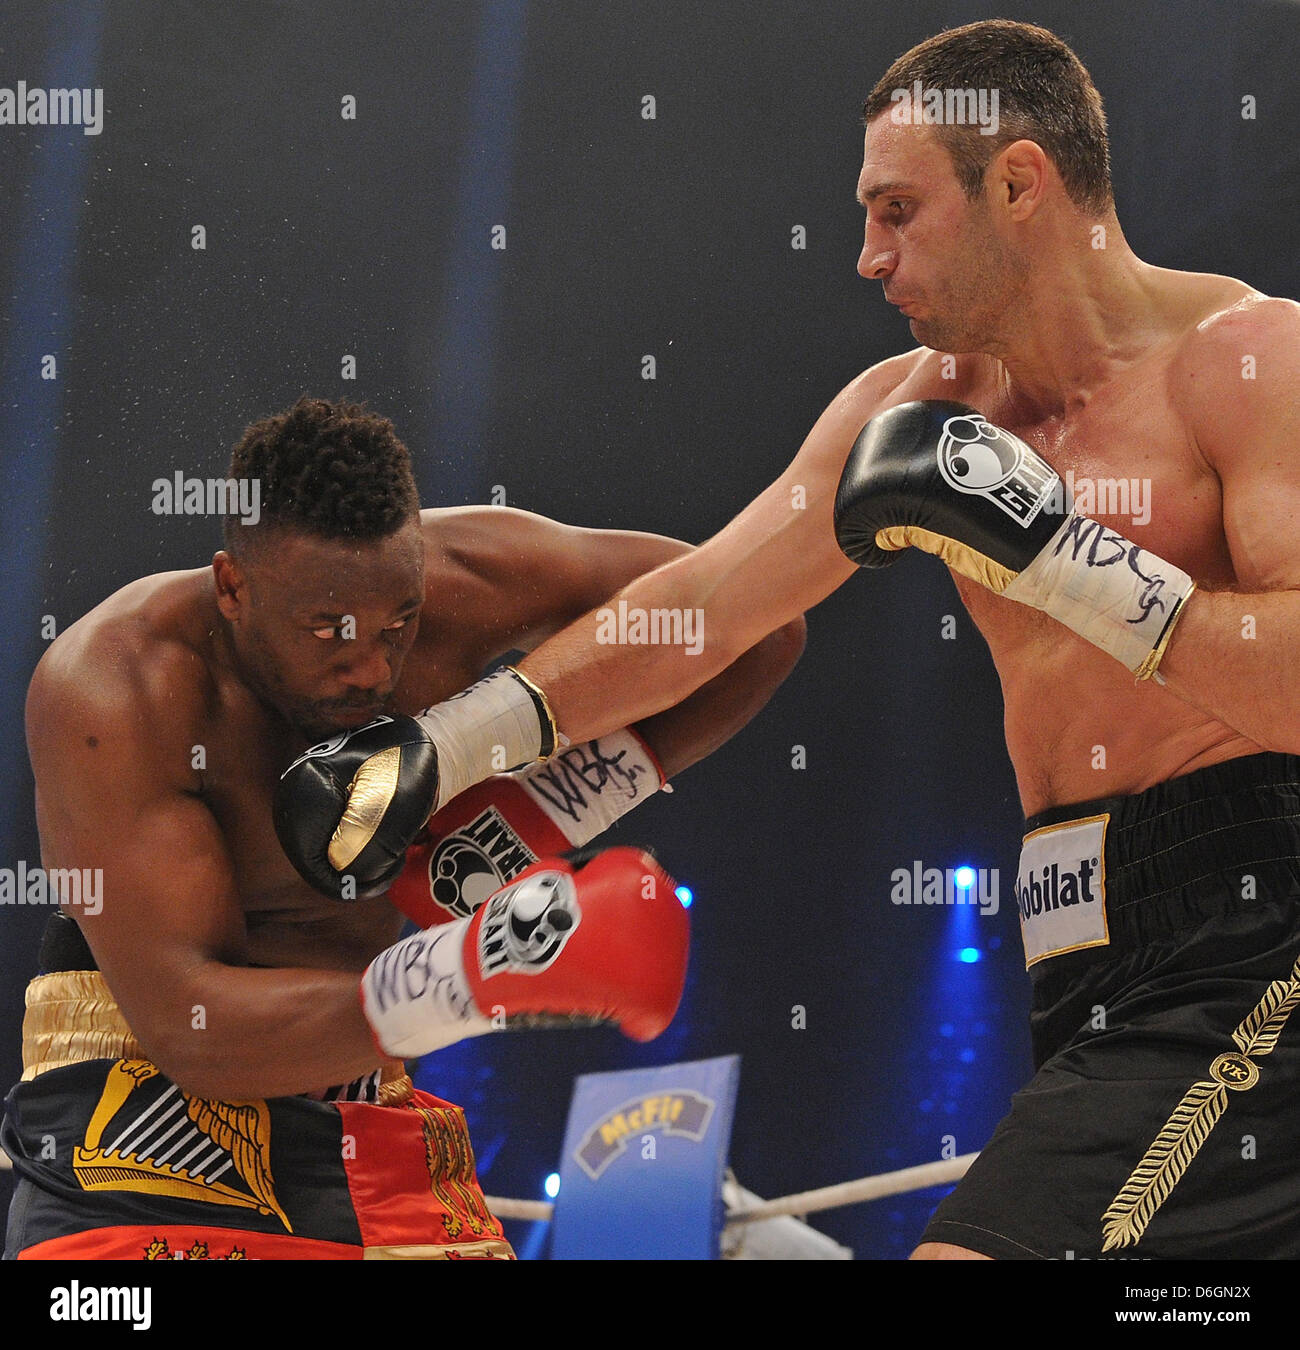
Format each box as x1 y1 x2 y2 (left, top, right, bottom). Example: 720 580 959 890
222 395 420 556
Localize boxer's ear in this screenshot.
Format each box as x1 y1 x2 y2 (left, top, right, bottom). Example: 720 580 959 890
994 138 1048 219
212 550 246 622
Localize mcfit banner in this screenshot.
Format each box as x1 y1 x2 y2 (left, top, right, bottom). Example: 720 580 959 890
551 1056 740 1259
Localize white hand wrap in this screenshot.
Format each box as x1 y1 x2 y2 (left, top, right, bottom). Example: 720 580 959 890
1002 512 1195 679
514 728 665 847
360 921 492 1058
417 667 558 812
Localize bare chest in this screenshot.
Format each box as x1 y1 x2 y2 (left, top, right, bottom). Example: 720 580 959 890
960 376 1234 649
901 362 1251 808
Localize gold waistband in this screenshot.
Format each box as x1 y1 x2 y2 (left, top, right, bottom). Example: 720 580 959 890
20 970 412 1104
21 971 144 1081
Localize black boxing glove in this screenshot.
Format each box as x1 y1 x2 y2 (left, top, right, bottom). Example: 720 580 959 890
274 715 439 901
275 666 560 901
834 400 1195 680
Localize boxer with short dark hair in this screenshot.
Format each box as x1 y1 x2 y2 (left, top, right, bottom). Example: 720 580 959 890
3 394 805 1259
291 20 1300 1257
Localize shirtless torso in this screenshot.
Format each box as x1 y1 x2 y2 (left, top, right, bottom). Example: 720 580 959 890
24 506 801 1096
877 273 1265 813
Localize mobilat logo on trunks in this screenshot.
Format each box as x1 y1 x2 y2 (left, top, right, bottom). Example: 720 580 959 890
1016 814 1110 967
936 413 1058 528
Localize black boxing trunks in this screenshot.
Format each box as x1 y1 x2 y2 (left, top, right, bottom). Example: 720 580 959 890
919 751 1300 1260
3 919 513 1260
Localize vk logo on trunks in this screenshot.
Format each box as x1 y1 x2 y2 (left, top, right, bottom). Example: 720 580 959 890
936 412 1058 527
1016 814 1110 967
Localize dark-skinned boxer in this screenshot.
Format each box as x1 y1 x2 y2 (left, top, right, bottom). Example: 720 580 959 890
3 395 804 1259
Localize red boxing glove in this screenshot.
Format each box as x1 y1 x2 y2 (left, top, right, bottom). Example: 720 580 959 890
360 847 688 1057
387 729 665 927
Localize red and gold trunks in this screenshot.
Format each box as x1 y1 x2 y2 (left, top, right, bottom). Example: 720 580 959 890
3 972 514 1260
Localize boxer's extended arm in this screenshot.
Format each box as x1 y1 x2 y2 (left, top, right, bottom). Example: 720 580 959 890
513 354 921 740
425 505 806 776
26 644 390 1100
1154 297 1300 750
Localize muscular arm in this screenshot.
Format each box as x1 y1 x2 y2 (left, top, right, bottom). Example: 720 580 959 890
26 641 386 1100
1155 298 1300 751
513 354 921 740
423 506 807 777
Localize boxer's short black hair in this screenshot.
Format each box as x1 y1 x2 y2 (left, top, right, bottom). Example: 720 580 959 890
222 395 420 556
862 20 1113 217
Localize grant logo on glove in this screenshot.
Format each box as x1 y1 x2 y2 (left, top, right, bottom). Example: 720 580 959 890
360 847 689 1058
477 870 581 977
387 728 666 929
935 411 1058 526
430 807 537 920
835 400 1196 681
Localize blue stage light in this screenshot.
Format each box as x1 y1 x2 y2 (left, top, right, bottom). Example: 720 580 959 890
954 866 975 889
957 947 982 963
544 1172 561 1199
675 884 693 908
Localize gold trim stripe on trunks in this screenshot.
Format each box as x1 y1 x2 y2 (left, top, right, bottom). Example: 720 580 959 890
363 1239 515 1260
1100 950 1300 1251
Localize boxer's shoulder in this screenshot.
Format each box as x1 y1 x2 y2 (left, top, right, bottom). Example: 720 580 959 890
839 347 994 416
1168 282 1300 463
412 505 583 656
28 569 214 767
1178 285 1299 366
409 504 688 669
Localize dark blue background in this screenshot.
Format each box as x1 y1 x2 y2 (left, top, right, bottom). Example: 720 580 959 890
2 0 1296 1259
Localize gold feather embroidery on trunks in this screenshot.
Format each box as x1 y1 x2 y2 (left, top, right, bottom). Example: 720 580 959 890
416 1103 495 1240
363 1239 515 1260
73 1058 292 1232
1100 950 1300 1251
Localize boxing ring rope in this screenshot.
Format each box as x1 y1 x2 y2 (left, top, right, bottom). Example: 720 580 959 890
0 1146 974 1256
482 1151 978 1227
0 1144 976 1248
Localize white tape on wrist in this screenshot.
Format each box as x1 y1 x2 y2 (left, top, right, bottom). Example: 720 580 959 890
417 669 549 812
1002 512 1194 678
360 921 493 1058
514 728 664 847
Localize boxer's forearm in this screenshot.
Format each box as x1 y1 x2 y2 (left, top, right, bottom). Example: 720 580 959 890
143 963 388 1100
518 576 744 742
633 617 806 779
520 499 847 741
1156 589 1300 752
